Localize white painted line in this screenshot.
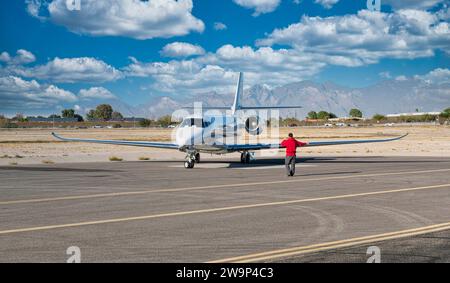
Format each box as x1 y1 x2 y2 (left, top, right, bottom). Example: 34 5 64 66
1 168 450 205
208 221 450 263
0 183 449 235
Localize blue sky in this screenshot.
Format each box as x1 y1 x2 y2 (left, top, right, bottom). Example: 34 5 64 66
0 0 449 115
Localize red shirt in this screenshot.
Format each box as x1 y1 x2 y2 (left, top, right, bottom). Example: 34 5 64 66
281 137 307 156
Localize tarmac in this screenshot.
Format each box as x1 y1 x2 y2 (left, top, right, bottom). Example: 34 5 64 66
0 155 449 262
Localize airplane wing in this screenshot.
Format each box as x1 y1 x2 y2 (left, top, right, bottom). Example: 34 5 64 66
225 134 408 151
52 132 179 149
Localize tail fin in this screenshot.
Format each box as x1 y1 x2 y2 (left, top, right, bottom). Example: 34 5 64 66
231 72 244 115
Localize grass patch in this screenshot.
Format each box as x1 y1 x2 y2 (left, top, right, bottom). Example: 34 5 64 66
1 154 24 159
139 157 150 161
41 160 55 164
109 156 123 162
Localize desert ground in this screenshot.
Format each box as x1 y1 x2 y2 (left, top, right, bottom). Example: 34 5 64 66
0 125 449 165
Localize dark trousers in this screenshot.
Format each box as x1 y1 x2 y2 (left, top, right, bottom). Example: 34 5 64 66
285 155 296 176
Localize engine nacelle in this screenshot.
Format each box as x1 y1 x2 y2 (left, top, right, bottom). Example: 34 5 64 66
245 116 263 135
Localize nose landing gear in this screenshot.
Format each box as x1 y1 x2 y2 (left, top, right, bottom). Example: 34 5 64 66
184 159 195 169
184 152 200 169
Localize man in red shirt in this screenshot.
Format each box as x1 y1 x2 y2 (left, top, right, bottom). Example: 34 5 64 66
281 133 308 176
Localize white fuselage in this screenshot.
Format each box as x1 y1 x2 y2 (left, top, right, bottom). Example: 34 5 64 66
175 115 242 153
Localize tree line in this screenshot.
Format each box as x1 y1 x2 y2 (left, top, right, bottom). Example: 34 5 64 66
85 104 123 121
307 108 363 120
10 104 125 122
2 106 449 128
371 108 450 122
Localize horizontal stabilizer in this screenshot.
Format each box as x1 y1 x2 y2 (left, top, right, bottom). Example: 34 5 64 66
239 106 302 110
182 106 230 110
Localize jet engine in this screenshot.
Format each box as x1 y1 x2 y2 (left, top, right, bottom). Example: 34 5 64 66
245 116 263 135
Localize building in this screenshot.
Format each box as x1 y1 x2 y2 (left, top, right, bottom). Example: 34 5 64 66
121 117 146 122
328 117 366 122
386 112 441 118
27 117 79 123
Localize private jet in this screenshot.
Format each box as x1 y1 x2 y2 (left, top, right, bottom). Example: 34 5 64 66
52 72 407 169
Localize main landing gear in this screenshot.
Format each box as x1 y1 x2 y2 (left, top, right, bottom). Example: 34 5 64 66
184 152 200 169
184 152 252 169
240 152 252 164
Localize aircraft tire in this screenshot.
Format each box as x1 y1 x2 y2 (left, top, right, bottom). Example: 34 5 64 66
245 153 251 164
184 161 194 169
195 153 200 163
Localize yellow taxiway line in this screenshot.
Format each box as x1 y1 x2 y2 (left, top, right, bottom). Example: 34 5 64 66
1 168 450 205
208 221 450 263
0 183 449 236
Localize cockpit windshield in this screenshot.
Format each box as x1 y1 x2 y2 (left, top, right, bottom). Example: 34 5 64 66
180 118 214 128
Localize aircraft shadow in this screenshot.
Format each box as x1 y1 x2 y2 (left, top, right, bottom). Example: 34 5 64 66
202 156 450 168
135 156 449 166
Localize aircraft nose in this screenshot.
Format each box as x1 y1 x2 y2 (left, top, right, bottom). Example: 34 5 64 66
175 128 188 146
175 127 202 146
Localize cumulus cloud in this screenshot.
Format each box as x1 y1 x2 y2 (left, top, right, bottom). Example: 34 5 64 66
0 52 11 63
233 0 281 16
28 0 204 40
383 0 446 10
388 68 450 84
416 68 450 84
257 9 450 66
25 0 47 20
160 42 205 58
0 49 36 65
124 57 236 93
124 43 325 94
79 87 116 100
0 75 77 110
124 58 200 78
314 0 339 9
205 45 323 75
379 71 391 79
395 75 408 81
213 22 228 31
12 57 122 83
312 0 446 10
151 65 238 94
13 5 448 100
121 6 449 95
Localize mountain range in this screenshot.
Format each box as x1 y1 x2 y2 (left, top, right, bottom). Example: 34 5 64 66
89 78 450 119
